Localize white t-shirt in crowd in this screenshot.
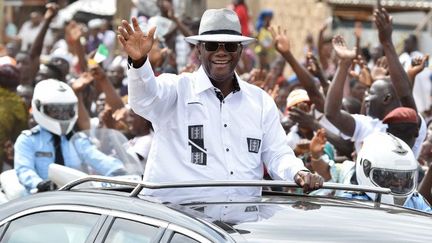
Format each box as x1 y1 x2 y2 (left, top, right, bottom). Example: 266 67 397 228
399 51 432 114
18 21 42 51
126 132 153 167
340 114 426 158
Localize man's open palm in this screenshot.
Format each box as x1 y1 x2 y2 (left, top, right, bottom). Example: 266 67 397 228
332 35 356 60
117 17 156 61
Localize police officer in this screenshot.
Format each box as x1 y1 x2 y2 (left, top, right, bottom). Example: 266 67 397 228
342 132 431 212
14 79 125 193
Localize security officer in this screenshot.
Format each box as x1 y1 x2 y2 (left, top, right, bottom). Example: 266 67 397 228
14 79 125 193
342 132 431 213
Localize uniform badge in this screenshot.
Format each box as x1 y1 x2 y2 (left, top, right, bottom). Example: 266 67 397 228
35 151 53 158
247 138 261 153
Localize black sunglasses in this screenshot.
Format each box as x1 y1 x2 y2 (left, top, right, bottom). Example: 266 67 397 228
201 42 241 52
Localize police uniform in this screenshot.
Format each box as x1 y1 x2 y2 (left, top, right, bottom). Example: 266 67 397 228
341 191 432 213
14 125 124 192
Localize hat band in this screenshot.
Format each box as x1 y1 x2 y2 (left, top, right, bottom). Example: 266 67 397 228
200 29 242 36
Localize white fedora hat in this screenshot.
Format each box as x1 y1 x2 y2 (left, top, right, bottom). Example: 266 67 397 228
185 9 255 45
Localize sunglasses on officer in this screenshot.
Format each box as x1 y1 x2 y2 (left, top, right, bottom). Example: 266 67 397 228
201 42 241 52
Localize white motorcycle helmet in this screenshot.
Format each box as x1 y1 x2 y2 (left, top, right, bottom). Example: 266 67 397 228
356 132 418 205
32 79 78 136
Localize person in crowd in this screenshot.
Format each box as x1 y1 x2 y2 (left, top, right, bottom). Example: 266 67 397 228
124 108 153 167
317 19 336 79
117 8 323 202
419 121 432 167
325 8 426 158
34 57 69 84
19 3 62 86
16 84 33 110
157 0 194 72
399 34 432 115
285 89 314 149
86 18 104 54
348 78 368 103
231 0 251 37
342 132 431 212
254 9 275 70
17 11 43 51
71 64 125 131
0 64 28 172
270 26 355 159
15 51 32 86
5 42 20 59
14 79 125 193
419 162 432 206
106 63 128 97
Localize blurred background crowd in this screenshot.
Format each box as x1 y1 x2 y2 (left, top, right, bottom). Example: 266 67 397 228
1 0 432 201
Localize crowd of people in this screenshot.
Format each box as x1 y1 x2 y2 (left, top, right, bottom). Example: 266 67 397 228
0 0 431 212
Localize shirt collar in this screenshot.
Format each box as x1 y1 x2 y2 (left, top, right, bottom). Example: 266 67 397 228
194 66 214 94
39 126 74 141
193 66 243 95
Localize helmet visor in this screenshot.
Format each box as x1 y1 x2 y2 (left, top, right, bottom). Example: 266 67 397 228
43 104 76 120
370 168 416 195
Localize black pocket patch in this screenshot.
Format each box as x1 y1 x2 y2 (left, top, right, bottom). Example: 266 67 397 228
244 205 258 212
247 138 261 153
189 125 207 165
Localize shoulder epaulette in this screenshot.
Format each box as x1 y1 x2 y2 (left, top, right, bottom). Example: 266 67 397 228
21 127 40 136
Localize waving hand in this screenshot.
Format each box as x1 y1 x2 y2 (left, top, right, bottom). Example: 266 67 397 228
117 17 156 62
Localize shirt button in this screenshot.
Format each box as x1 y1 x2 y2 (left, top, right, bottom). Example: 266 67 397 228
226 148 229 152
222 101 225 104
224 124 227 127
230 171 233 175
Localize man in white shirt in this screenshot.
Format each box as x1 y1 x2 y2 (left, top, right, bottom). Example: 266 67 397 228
325 8 426 158
18 11 43 51
399 34 431 115
117 8 323 202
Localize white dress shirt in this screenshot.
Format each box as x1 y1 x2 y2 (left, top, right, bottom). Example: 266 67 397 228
128 59 306 202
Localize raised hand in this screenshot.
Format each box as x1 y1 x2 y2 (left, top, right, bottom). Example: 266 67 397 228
269 26 291 55
350 55 372 87
289 107 320 132
117 17 156 61
89 65 107 83
310 128 326 159
374 8 393 44
306 52 324 77
99 106 116 129
160 0 175 20
249 68 268 88
407 54 430 84
332 35 356 61
44 2 59 20
71 72 93 93
371 56 389 81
